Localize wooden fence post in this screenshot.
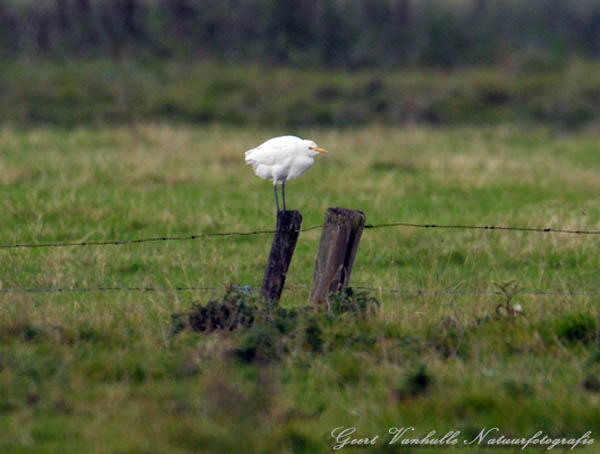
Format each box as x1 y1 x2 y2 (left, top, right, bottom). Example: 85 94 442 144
310 207 365 306
260 210 303 303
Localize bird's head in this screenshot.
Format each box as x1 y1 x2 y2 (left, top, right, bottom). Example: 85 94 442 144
304 139 327 156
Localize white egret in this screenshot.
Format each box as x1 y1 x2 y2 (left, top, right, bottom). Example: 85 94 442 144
245 136 327 212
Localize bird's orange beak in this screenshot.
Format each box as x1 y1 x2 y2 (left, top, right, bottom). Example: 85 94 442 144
309 146 327 153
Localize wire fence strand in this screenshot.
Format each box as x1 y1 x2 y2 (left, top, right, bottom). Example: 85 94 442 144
363 222 600 235
1 284 599 297
0 286 228 294
0 220 599 250
350 286 600 296
287 284 600 297
0 225 324 250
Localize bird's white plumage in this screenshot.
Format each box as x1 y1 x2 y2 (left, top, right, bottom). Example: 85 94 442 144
245 135 324 184
245 135 326 212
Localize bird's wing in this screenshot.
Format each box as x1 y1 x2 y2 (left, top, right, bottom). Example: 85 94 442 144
244 136 301 165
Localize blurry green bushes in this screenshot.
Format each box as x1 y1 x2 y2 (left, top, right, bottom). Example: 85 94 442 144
1 0 600 69
2 58 600 127
3 0 600 127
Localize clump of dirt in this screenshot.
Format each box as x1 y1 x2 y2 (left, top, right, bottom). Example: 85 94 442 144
171 286 258 334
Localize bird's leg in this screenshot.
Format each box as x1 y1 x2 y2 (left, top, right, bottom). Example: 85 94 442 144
281 180 286 212
273 184 280 212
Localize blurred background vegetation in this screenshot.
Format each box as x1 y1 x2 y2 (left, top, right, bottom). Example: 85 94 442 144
3 0 600 67
1 0 600 127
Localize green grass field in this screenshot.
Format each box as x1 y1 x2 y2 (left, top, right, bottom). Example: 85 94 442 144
1 123 600 453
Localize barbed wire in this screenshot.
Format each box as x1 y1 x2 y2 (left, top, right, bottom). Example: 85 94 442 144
0 285 228 293
288 284 600 297
0 225 324 249
1 284 599 296
351 286 600 296
363 222 600 235
0 220 598 250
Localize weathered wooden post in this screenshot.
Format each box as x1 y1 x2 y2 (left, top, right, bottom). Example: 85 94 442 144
310 207 366 306
260 210 303 303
